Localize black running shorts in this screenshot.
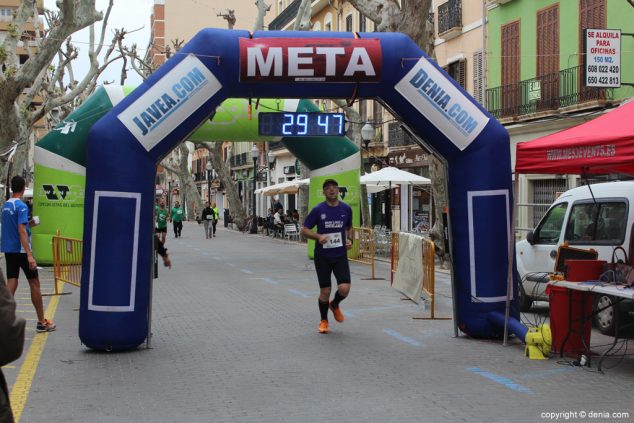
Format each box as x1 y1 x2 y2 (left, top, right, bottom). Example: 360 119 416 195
314 254 351 288
155 227 167 233
5 252 38 280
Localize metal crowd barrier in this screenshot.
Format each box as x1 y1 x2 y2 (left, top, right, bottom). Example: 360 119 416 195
390 232 400 285
52 231 82 295
391 234 448 320
350 227 377 279
414 238 448 319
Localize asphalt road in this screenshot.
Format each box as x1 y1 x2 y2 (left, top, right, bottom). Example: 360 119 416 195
4 222 634 422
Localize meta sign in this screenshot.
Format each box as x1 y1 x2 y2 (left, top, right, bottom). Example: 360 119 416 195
584 29 621 88
240 38 382 83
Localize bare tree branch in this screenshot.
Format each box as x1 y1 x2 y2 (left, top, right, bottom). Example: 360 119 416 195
15 0 103 92
293 0 312 31
123 43 154 80
253 1 271 32
0 0 138 184
217 9 236 29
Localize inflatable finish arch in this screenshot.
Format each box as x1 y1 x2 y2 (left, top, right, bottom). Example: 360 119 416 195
32 93 359 263
81 29 517 350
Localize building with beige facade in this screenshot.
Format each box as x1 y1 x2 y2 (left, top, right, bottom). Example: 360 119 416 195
432 0 486 105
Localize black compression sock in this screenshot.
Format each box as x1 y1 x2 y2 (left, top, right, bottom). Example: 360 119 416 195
331 291 347 309
318 299 329 321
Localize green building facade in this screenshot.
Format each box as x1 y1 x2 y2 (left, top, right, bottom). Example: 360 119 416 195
487 0 634 119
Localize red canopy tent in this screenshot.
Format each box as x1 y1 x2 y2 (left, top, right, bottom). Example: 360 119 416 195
515 100 634 175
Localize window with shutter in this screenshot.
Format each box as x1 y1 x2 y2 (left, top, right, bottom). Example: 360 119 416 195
359 14 366 32
580 0 606 35
579 0 606 101
536 4 559 112
346 14 353 32
473 50 484 105
373 101 382 125
458 60 466 89
444 60 467 90
501 20 520 116
359 100 367 123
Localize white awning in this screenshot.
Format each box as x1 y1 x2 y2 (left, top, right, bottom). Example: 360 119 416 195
255 178 310 196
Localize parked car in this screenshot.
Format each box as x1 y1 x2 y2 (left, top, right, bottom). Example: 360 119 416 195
516 181 634 335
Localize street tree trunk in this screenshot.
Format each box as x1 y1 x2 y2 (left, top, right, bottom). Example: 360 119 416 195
349 0 447 259
333 100 371 227
291 1 371 226
205 141 248 231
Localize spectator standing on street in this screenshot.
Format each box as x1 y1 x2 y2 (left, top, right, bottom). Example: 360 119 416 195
1 175 56 333
0 272 25 423
201 202 214 239
155 198 169 245
170 201 184 238
300 179 353 334
211 202 219 237
272 197 283 214
273 206 284 235
265 208 274 236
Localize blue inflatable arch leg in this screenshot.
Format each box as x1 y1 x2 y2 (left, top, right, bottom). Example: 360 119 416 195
80 28 519 350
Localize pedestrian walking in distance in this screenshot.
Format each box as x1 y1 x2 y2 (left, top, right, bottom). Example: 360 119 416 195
300 179 353 334
1 175 56 332
201 202 215 239
211 202 219 237
155 198 169 245
170 200 184 238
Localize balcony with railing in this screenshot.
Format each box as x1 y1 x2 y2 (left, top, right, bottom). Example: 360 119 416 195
229 152 248 168
437 0 462 40
268 0 301 31
486 65 611 120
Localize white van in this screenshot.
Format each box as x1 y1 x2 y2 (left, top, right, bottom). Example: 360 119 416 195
516 181 634 334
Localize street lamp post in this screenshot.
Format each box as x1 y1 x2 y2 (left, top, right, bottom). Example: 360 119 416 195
267 149 275 183
206 161 212 204
361 122 390 229
167 177 172 211
361 122 374 157
250 144 259 234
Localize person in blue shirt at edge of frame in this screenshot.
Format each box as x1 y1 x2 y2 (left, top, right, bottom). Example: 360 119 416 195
300 178 353 334
1 175 56 332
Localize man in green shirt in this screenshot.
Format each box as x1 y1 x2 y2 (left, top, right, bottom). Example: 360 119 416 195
211 202 219 237
171 201 184 238
156 198 169 245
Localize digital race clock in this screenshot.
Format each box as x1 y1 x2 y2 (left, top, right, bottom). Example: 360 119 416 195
258 112 346 137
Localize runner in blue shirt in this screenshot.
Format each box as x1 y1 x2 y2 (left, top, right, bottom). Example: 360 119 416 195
1 175 56 332
301 179 353 334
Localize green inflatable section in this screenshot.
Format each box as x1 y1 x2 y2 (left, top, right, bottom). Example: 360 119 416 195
32 86 134 264
32 89 360 263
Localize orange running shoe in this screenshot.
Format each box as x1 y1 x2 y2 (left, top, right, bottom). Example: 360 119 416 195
318 320 329 334
330 303 345 323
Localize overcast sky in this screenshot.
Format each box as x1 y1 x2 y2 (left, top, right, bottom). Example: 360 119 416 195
44 0 153 87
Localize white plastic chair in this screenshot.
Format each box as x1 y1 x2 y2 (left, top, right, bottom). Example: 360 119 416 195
284 223 299 241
